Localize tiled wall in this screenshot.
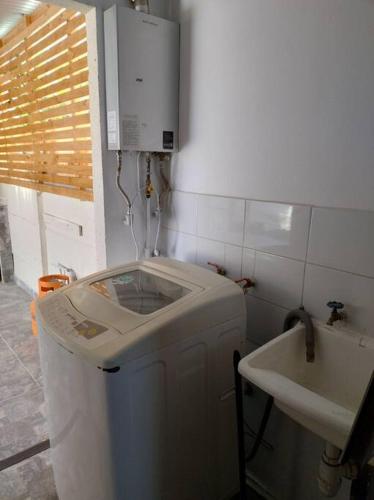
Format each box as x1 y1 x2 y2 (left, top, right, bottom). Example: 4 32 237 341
160 191 374 346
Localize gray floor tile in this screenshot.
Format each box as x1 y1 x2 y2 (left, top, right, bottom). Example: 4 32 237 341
0 386 48 460
0 338 38 404
3 333 42 383
0 449 57 500
1 323 33 343
0 302 32 329
0 284 31 306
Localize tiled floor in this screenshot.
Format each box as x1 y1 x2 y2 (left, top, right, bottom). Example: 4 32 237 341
0 282 57 500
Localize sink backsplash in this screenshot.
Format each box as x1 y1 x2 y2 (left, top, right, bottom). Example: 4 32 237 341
160 192 374 347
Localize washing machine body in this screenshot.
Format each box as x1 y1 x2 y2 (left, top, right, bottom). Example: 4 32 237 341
37 258 246 500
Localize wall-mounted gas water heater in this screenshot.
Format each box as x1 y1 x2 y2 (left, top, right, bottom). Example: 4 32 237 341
104 5 179 152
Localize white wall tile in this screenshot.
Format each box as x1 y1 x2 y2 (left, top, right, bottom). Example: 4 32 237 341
244 200 311 260
196 237 242 279
252 252 304 309
307 207 374 278
242 248 255 278
197 195 245 245
163 191 198 235
303 264 374 337
246 295 289 345
159 228 197 263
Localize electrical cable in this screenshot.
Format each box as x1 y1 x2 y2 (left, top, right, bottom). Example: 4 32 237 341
153 185 161 255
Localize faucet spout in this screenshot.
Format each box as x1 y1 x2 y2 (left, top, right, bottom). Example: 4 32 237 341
283 307 315 363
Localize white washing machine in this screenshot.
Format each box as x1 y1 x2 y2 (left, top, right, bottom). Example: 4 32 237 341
37 258 246 500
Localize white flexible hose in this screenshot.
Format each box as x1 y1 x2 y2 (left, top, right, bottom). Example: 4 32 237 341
130 185 161 256
115 151 140 261
129 212 139 261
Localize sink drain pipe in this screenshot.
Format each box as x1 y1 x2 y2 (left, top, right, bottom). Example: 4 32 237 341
318 443 344 497
317 443 358 497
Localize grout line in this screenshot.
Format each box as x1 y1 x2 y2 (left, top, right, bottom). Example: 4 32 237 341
0 383 43 407
240 246 244 277
163 225 374 281
0 334 41 388
241 199 248 248
300 207 313 305
163 226 307 263
245 291 291 312
170 189 374 214
306 261 374 281
253 250 257 280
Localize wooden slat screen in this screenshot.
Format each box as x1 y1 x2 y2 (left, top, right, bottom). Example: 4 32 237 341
0 4 93 201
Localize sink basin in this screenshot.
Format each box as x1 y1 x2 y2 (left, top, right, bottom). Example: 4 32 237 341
239 320 374 449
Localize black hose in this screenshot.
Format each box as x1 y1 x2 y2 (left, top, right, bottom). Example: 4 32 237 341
246 395 274 463
243 309 313 464
234 350 247 500
234 308 315 497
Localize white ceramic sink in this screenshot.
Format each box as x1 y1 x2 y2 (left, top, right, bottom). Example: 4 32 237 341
239 320 374 449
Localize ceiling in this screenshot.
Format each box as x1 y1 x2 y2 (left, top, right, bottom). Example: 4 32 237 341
0 0 40 39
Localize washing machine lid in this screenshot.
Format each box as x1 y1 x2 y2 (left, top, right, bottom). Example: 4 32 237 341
89 268 191 315
36 258 245 368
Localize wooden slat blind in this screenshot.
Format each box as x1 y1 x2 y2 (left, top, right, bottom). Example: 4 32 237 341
0 4 93 201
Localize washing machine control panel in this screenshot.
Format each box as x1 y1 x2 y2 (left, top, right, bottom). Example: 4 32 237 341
38 293 118 349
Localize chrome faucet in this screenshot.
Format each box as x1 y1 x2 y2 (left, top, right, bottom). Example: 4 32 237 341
283 307 315 363
326 301 346 326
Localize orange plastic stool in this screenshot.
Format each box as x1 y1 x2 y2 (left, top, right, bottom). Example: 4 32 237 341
31 274 70 336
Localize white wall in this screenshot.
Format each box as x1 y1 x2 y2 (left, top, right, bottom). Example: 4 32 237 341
42 193 97 278
0 184 97 293
171 0 374 211
157 1 374 498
